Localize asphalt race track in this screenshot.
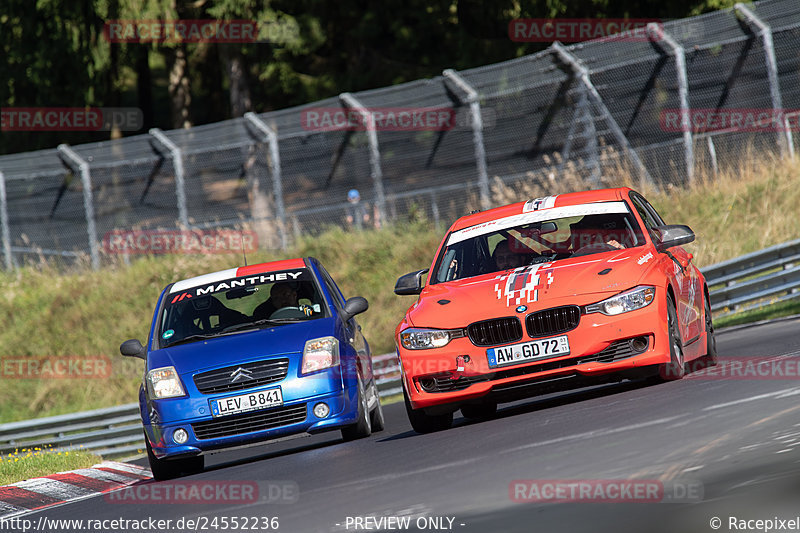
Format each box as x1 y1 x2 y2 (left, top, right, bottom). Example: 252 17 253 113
26 317 800 533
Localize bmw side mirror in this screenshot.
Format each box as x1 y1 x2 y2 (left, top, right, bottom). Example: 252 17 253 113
394 269 429 295
120 339 146 360
341 296 369 322
654 225 695 252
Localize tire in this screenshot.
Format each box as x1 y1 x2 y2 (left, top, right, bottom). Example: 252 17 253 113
460 402 497 420
403 387 452 434
145 431 203 481
699 294 718 368
369 381 386 432
341 376 372 441
657 297 685 381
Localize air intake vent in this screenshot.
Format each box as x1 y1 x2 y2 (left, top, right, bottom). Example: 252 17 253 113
193 358 289 395
467 317 523 347
526 306 580 338
192 403 307 440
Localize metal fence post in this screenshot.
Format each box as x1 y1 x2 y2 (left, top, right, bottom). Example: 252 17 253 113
550 42 655 189
734 3 790 159
340 93 386 225
785 114 796 161
558 83 600 183
648 23 694 185
149 128 189 228
707 137 719 176
244 112 288 250
0 171 12 270
442 69 491 211
57 145 99 269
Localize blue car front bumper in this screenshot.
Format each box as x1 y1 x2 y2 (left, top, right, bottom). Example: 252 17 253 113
142 366 360 460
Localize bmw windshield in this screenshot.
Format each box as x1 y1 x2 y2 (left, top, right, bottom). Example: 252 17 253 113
432 201 646 283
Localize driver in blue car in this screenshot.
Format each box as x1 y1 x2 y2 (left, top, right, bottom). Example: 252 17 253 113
254 282 313 319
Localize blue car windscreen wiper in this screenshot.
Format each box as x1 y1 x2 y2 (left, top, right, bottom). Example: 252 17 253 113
220 318 305 334
163 332 221 348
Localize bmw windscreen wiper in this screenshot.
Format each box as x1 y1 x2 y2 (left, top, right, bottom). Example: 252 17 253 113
220 318 304 334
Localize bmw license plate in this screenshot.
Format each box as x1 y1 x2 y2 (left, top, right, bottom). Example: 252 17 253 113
487 336 570 368
211 388 283 417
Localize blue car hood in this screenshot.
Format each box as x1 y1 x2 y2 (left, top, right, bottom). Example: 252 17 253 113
147 318 337 376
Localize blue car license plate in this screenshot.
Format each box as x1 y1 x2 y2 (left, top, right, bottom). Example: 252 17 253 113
211 388 283 417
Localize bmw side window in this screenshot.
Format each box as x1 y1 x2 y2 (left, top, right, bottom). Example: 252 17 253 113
630 194 662 243
437 248 458 282
641 197 667 226
630 195 658 229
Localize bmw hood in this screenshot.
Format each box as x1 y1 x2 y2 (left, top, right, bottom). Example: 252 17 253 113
410 248 654 328
147 318 337 375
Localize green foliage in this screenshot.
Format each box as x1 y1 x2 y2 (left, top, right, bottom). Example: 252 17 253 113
2 0 742 154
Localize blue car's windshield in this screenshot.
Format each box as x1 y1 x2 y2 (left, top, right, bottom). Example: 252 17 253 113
158 268 328 348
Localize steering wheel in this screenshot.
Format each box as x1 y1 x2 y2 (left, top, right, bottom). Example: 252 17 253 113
270 306 308 319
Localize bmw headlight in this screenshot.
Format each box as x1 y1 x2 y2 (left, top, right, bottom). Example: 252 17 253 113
585 286 656 316
146 366 186 399
399 328 465 350
301 336 340 374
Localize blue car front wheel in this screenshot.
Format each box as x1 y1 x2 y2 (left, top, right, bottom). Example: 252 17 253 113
145 431 204 480
341 376 372 441
369 385 385 432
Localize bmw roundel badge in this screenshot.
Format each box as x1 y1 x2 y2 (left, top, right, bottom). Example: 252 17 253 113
516 305 527 313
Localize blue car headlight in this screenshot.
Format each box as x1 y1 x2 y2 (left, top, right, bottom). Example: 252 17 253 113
585 286 656 316
301 336 340 374
146 366 186 399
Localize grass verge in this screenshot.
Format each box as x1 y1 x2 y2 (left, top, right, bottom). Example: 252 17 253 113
0 448 102 486
715 298 800 330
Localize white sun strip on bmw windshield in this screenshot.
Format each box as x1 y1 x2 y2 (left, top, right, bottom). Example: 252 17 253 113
169 267 239 294
447 201 630 245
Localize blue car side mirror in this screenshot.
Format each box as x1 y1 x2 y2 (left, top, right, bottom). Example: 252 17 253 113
341 296 369 322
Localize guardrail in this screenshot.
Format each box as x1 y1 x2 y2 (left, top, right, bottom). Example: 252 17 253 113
0 404 143 460
0 355 402 460
372 353 401 398
704 238 800 316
